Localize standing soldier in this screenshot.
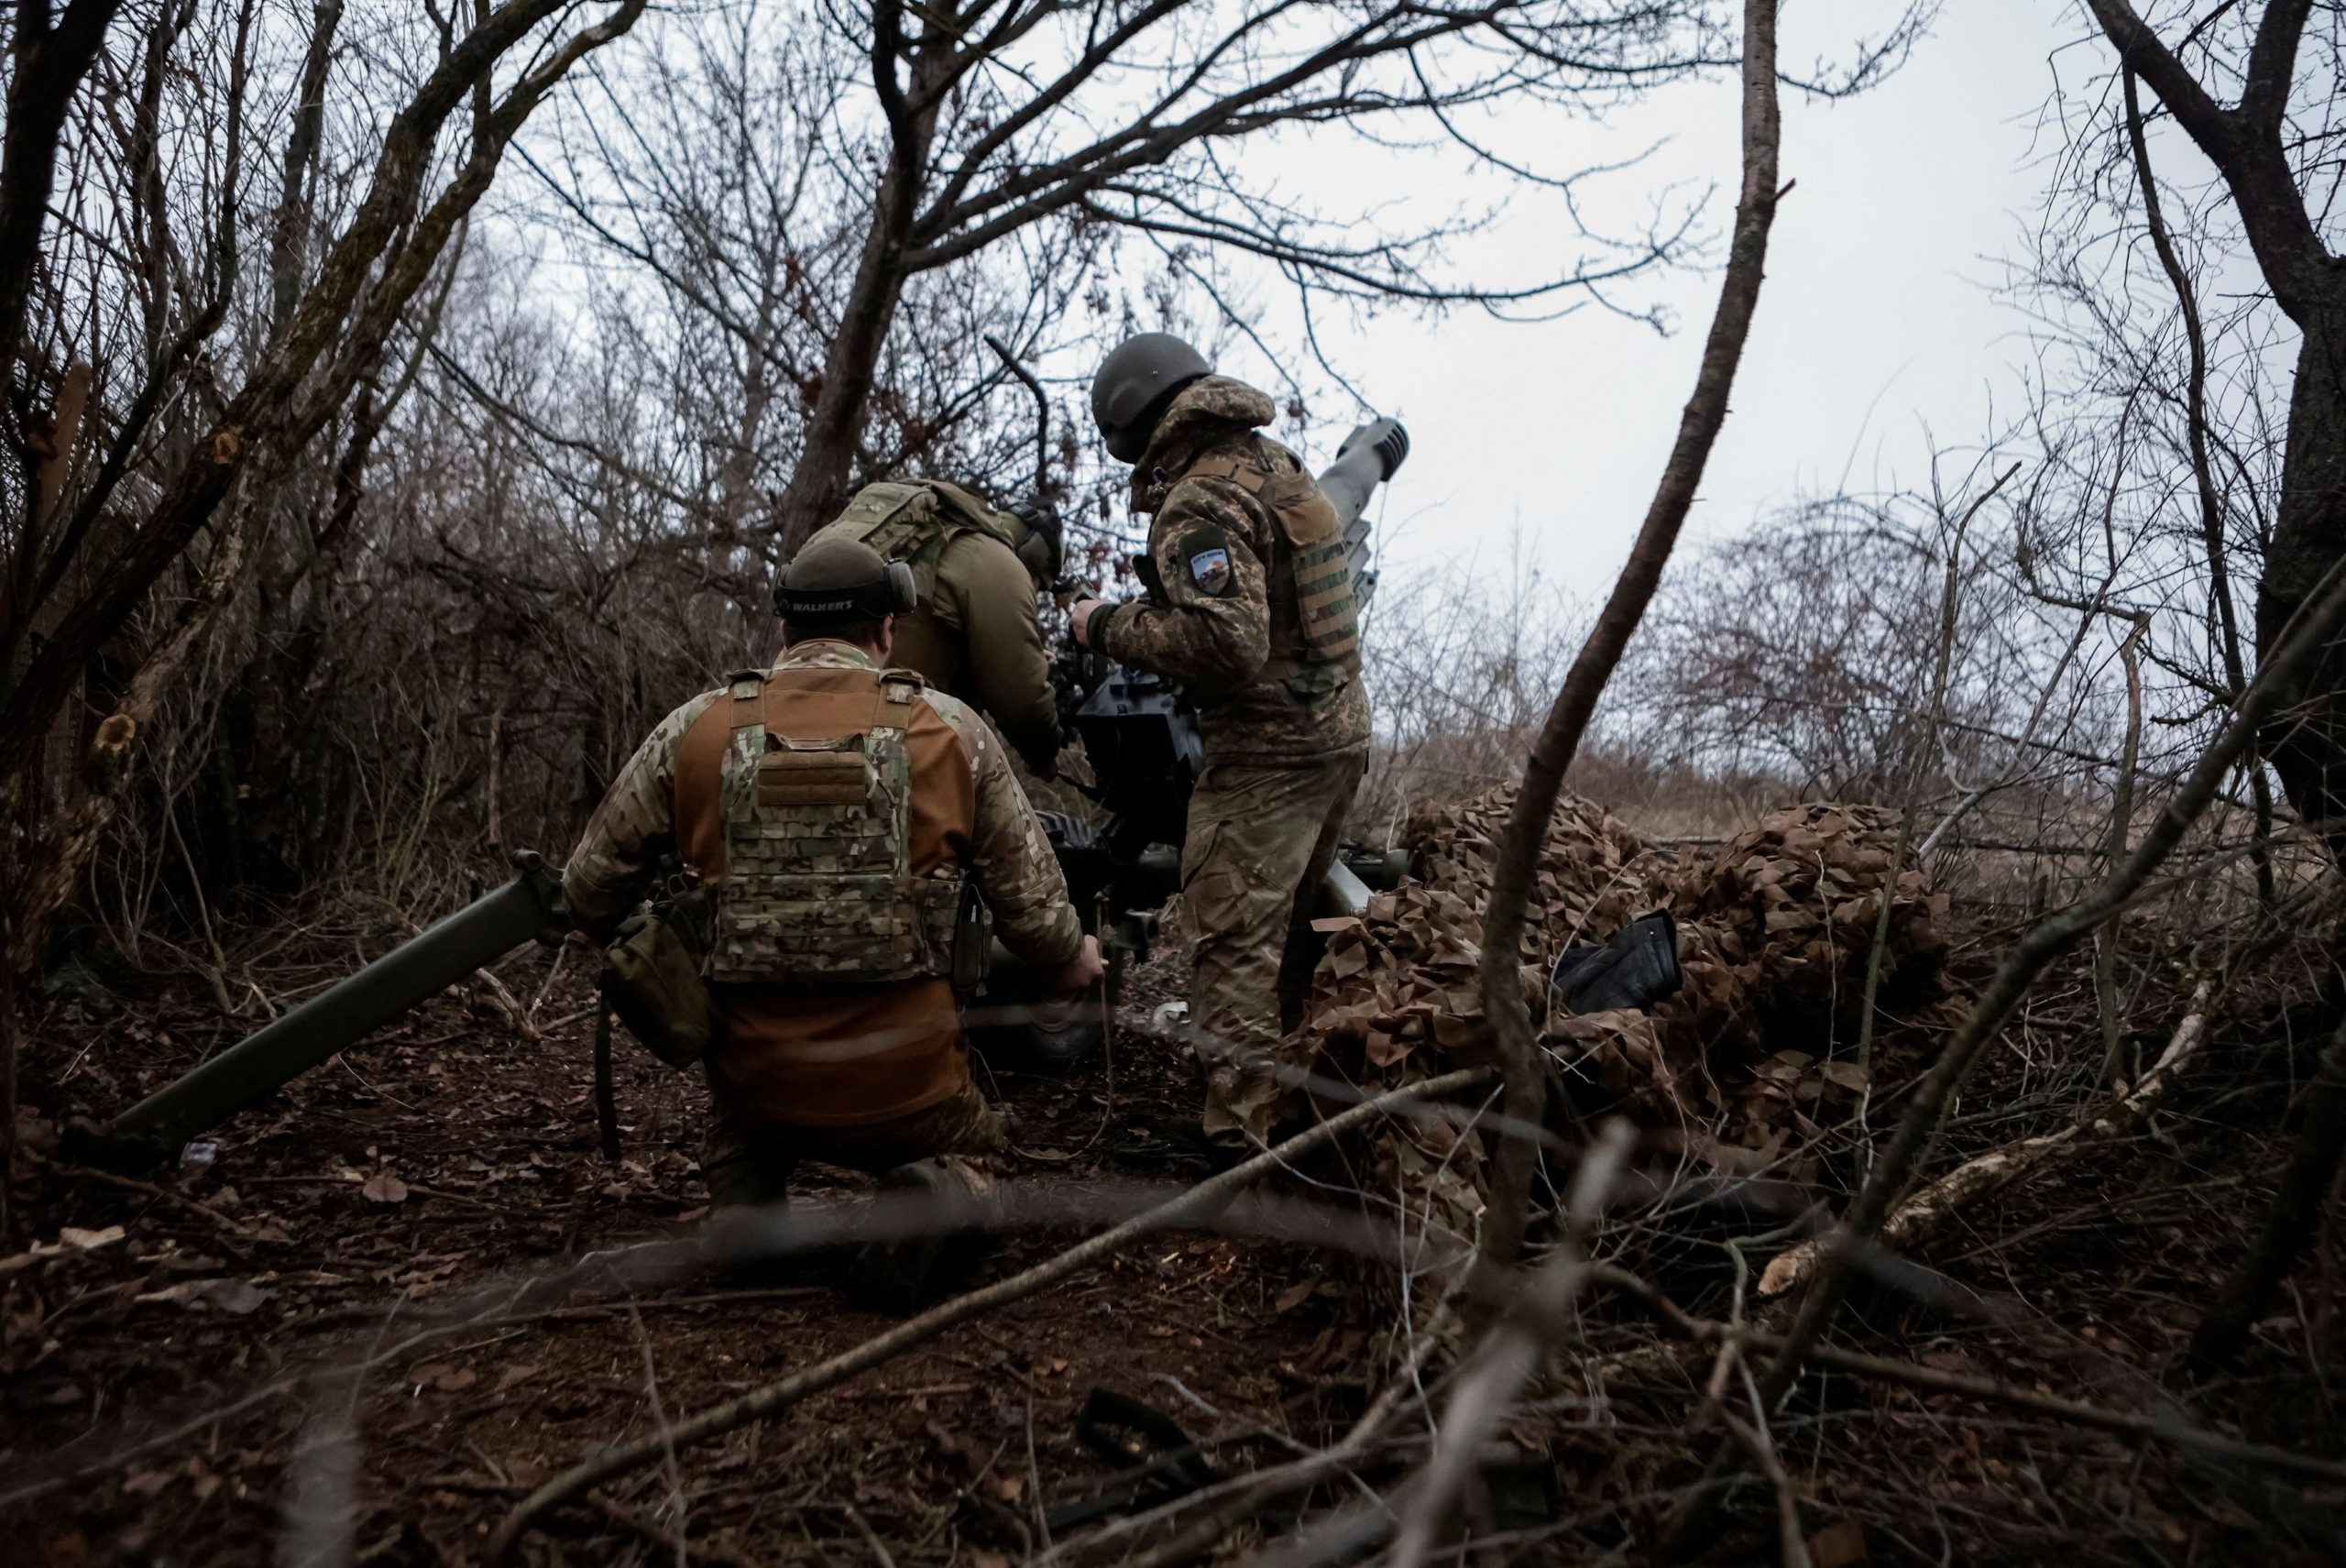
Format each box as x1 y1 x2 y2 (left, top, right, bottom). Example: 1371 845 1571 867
799 479 1066 779
565 534 1102 1269
1069 334 1370 1151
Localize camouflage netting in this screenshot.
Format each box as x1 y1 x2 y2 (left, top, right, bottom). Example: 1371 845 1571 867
1297 791 1950 1275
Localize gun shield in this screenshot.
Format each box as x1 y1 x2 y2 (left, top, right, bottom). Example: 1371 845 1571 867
1549 910 1684 1017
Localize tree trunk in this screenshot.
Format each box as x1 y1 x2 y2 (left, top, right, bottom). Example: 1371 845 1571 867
770 174 924 553
1471 0 1781 1293
2255 303 2346 861
770 30 948 554
0 2 125 437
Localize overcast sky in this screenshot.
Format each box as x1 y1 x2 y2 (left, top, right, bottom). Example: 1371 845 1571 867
1202 1 2082 599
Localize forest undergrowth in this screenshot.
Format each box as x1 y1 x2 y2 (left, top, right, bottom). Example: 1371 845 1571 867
3 812 2341 1567
6 3 2346 1564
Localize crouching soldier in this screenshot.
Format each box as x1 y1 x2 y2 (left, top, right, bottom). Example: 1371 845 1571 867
799 479 1067 779
563 534 1102 1291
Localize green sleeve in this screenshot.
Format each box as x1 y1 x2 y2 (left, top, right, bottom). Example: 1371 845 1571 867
926 693 1082 967
561 691 718 938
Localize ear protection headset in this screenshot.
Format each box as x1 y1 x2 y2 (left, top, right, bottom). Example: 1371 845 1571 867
772 550 920 624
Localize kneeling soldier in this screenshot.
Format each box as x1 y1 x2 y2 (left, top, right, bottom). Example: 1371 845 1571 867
564 534 1101 1277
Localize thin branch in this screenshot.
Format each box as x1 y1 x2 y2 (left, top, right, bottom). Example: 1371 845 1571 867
1472 0 1781 1292
1598 1267 2346 1488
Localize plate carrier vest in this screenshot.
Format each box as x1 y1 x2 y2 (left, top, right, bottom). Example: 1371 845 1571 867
705 666 967 985
1182 440 1360 691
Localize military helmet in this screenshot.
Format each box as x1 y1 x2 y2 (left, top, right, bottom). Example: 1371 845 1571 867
1091 332 1211 464
774 532 918 626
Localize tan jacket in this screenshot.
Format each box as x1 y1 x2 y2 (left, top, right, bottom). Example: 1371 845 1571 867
564 641 1081 1128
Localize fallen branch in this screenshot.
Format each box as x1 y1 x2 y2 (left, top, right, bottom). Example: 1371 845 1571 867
1758 977 2214 1298
51 1158 276 1244
1596 1266 2346 1487
488 1067 1495 1562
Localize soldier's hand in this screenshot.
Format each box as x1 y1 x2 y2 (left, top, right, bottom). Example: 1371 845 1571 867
1069 598 1103 649
1049 934 1104 993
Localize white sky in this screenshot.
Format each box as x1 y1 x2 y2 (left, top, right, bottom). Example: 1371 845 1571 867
1207 1 2080 598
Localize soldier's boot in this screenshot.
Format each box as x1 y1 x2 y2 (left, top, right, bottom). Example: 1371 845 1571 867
839 1157 1001 1313
702 1138 805 1287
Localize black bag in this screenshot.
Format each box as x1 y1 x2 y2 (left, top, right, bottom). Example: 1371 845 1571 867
1550 910 1683 1018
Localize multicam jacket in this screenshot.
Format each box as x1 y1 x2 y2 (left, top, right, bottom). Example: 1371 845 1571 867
564 640 1081 1128
1087 377 1372 764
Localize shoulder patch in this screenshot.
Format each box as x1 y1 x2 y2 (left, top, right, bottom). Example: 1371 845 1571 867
1180 525 1234 597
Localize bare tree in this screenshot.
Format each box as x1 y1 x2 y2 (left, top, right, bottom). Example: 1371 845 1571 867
2063 0 2346 1370
2079 2 2346 860
0 0 652 1234
597 0 1819 551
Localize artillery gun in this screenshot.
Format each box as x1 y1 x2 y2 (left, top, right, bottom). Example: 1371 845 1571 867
77 418 1411 1163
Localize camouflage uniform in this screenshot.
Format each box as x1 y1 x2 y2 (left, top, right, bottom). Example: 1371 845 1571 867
565 640 1081 1201
803 481 1063 777
1087 377 1371 1142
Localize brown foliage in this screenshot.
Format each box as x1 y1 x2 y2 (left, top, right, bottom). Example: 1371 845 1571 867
1300 789 1947 1173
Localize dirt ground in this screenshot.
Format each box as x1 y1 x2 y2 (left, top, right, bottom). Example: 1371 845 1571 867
4 938 1375 1567
5 916 2346 1565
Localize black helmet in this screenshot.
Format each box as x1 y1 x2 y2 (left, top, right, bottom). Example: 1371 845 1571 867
773 533 917 626
1090 332 1211 464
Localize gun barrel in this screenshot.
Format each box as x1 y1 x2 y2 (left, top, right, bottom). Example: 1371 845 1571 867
1318 429 1387 536
1317 417 1408 613
1318 417 1409 532
95 854 567 1160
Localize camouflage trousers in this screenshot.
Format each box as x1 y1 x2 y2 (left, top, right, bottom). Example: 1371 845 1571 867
1180 751 1365 1143
702 1079 1007 1210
